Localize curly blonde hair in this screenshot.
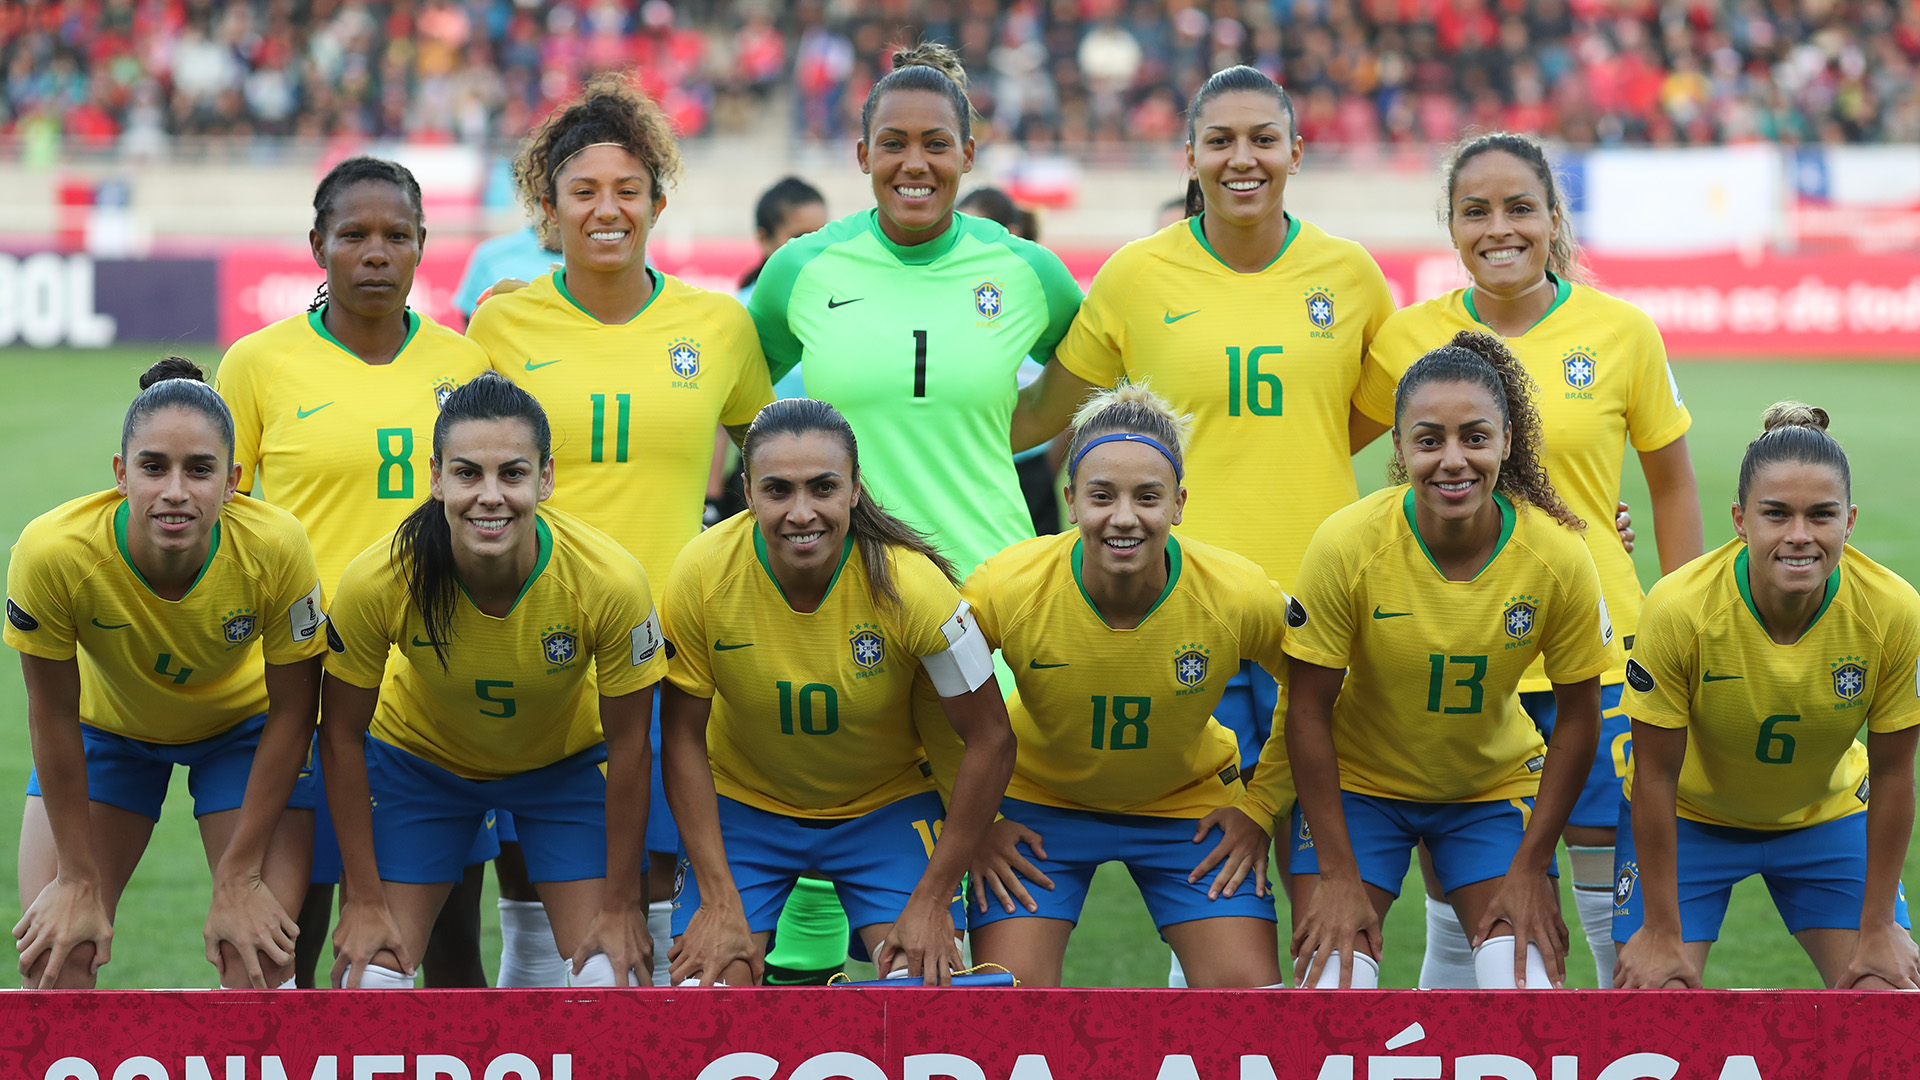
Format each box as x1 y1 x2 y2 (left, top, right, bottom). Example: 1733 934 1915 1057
513 73 684 230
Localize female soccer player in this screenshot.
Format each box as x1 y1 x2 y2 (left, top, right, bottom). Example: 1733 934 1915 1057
320 373 667 990
748 42 1084 581
1614 404 1920 990
8 358 327 989
660 398 1014 987
1284 332 1617 989
964 384 1290 989
467 75 774 984
743 176 827 402
216 155 495 987
1361 131 1702 988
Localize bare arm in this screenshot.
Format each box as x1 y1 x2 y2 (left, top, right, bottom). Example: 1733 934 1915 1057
1845 726 1920 988
1285 657 1379 988
1638 437 1704 575
14 653 111 987
659 680 759 986
317 673 410 986
1613 720 1697 988
1011 362 1099 454
571 685 656 986
1348 406 1390 456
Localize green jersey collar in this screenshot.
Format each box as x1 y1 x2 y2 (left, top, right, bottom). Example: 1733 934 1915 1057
555 267 662 324
1071 534 1183 627
754 525 855 610
114 499 221 600
1463 273 1572 337
1402 487 1515 583
308 305 420 362
866 209 965 266
1188 212 1300 274
1734 546 1840 641
456 515 553 618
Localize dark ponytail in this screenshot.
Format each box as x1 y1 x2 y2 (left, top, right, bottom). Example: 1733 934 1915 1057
742 398 956 608
1184 65 1296 219
1737 402 1849 506
393 371 553 669
1389 330 1582 531
123 356 234 462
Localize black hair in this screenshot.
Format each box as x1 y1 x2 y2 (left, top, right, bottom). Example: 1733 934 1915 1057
1737 402 1850 506
514 73 683 237
393 372 553 670
861 42 975 144
123 356 234 462
957 185 1038 242
1442 131 1583 283
1389 330 1581 531
742 176 827 289
1184 66 1297 218
308 156 426 313
742 398 956 608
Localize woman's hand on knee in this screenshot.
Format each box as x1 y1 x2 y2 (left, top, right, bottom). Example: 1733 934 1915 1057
971 818 1052 915
1840 920 1920 990
330 899 413 989
1290 874 1380 989
1473 871 1571 988
1188 806 1271 900
572 903 653 987
14 876 113 988
875 895 964 986
1613 927 1700 989
668 903 762 987
205 872 298 988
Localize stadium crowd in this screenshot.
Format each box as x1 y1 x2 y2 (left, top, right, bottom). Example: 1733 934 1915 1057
2 0 1918 151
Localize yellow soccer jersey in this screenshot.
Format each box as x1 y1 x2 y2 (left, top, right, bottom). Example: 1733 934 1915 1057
964 531 1295 830
468 270 774 605
1054 216 1394 588
1283 486 1619 803
325 507 666 780
1359 281 1691 692
663 513 972 819
216 307 490 594
1622 540 1920 831
5 491 327 744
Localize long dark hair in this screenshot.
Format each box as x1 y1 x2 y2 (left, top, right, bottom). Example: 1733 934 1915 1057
861 41 975 143
123 356 233 462
308 156 425 313
393 372 553 669
1183 65 1296 219
1442 131 1583 284
1389 330 1582 531
1738 402 1849 506
742 398 956 608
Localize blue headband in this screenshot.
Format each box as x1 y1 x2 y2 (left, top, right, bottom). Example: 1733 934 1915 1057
1069 432 1183 481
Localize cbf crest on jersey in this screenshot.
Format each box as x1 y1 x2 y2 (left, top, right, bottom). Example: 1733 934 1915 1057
1614 861 1638 912
1833 656 1867 702
1304 288 1336 330
432 377 458 408
1563 347 1597 390
668 337 701 382
850 622 886 672
222 608 257 647
972 279 1004 323
1503 595 1537 643
542 624 579 669
1174 643 1210 691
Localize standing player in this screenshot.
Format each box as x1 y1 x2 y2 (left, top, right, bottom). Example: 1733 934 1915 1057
215 156 493 987
744 177 828 407
467 75 774 985
1361 131 1702 988
321 373 667 990
1615 404 1920 990
8 358 327 989
964 384 1289 988
1283 333 1616 989
660 398 1013 986
748 42 1084 582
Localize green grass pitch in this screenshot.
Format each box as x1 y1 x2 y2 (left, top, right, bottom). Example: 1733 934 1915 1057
2 347 1917 989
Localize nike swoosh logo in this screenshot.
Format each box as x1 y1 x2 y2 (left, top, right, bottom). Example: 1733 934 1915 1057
1372 607 1412 619
714 641 754 651
411 636 447 648
1163 311 1197 324
1702 672 1743 682
1028 660 1068 669
90 618 131 630
524 359 564 370
826 297 863 309
296 403 333 418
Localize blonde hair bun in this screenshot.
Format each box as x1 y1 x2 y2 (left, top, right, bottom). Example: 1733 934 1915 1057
1760 401 1830 434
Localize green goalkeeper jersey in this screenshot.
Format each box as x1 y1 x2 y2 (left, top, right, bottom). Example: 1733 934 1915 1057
749 209 1083 577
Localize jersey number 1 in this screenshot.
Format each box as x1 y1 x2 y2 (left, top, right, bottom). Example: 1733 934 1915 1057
911 330 928 398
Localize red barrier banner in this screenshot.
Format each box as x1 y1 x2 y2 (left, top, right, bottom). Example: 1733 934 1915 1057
4 989 1912 1079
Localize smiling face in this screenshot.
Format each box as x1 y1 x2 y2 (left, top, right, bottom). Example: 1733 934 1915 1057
1733 461 1855 601
544 143 664 276
1448 149 1557 298
429 417 554 563
1067 439 1186 584
858 88 974 245
746 431 858 579
113 406 241 565
1187 89 1301 229
1394 378 1512 529
309 180 422 321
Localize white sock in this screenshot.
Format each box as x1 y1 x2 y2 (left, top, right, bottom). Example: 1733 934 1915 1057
1167 950 1188 988
567 951 643 987
497 898 568 988
1255 982 1285 989
1472 934 1553 988
884 966 914 979
1308 950 1379 988
1569 844 1619 989
649 900 673 987
356 963 414 990
277 976 297 990
1418 896 1478 989
677 976 731 987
